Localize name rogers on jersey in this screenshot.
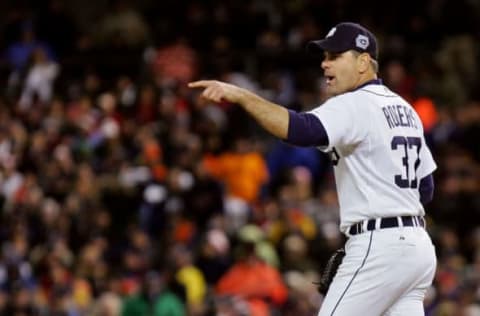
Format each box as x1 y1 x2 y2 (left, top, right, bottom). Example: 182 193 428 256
381 105 418 129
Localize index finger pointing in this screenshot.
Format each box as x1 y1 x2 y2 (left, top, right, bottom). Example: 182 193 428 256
188 80 212 88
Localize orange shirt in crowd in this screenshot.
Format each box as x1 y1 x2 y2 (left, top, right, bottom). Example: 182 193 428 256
216 258 288 316
203 152 268 203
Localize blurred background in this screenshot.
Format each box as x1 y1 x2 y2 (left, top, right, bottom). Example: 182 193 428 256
0 0 479 315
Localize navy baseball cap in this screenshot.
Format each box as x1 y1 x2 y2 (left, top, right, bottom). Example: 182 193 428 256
307 22 378 60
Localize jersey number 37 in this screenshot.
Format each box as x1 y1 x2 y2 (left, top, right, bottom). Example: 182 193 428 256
391 136 421 189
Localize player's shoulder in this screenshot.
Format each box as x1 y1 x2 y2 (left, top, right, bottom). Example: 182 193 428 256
318 82 405 110
349 83 413 110
330 83 398 103
356 84 399 99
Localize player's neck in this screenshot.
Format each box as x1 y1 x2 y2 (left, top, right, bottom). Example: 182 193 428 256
355 73 378 89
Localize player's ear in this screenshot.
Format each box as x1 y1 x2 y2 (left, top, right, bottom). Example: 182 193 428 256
356 53 370 73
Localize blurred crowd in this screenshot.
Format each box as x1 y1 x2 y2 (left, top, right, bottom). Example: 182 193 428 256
0 0 479 315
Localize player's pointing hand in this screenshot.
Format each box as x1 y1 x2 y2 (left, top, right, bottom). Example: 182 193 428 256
188 80 245 104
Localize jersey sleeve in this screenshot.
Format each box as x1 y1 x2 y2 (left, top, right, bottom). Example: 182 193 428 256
308 96 367 152
412 107 437 178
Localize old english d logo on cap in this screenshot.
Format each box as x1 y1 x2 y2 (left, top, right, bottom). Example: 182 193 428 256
307 22 379 60
355 34 369 50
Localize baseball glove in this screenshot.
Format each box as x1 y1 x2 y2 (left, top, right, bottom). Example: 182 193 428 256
315 248 345 295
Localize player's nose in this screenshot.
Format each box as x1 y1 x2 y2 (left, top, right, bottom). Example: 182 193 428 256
321 59 330 70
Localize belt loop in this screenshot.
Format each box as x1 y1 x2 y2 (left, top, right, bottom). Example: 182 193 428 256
397 216 403 228
413 216 418 227
375 218 381 230
362 220 368 233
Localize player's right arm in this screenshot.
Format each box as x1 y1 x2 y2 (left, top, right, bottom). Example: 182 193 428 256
189 80 289 139
188 80 329 147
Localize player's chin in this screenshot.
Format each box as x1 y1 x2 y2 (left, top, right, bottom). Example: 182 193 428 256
325 87 340 97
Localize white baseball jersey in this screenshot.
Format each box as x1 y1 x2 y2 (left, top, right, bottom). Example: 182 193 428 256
309 82 437 233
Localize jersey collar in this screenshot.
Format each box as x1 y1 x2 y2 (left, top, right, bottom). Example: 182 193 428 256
353 78 383 91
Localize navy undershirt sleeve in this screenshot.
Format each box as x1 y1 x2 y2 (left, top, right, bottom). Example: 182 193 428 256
286 110 329 147
419 173 434 205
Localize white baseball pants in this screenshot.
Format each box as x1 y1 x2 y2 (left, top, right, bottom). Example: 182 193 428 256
318 227 436 316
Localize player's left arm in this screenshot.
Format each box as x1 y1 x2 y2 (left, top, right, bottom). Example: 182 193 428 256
419 173 434 205
415 119 437 206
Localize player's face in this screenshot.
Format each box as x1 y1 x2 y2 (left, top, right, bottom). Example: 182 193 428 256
321 51 362 97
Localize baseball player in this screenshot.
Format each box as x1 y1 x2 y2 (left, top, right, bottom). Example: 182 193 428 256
189 22 436 316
